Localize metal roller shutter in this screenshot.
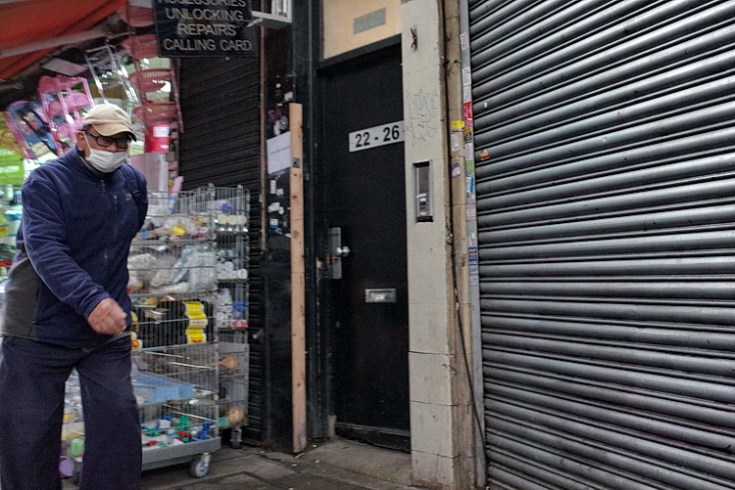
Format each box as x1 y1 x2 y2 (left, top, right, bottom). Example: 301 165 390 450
178 58 260 188
469 1 735 488
178 57 265 441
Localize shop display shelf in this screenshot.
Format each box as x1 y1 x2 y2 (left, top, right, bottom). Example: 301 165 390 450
46 92 91 117
117 5 154 27
134 102 179 126
122 34 160 61
130 69 174 95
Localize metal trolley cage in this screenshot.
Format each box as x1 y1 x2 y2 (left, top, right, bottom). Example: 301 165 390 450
210 185 251 449
61 187 230 482
131 187 221 477
135 343 220 476
61 186 251 480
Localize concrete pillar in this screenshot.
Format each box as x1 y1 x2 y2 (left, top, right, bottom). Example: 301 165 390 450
401 1 482 488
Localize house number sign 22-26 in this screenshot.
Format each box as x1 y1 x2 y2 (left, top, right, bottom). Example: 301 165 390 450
348 121 405 152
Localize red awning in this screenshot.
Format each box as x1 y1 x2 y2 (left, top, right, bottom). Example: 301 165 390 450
0 0 128 81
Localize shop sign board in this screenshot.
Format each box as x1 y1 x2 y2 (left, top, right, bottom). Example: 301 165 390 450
153 0 257 58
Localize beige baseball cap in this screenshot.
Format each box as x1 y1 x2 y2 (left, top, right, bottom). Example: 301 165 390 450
82 104 137 140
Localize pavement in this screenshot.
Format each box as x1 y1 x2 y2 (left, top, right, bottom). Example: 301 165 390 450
62 438 426 489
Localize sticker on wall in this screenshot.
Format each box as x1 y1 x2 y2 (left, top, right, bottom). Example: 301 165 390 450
466 176 475 195
465 158 475 177
464 128 473 144
466 203 476 221
266 170 290 237
462 66 472 87
267 132 291 175
463 100 473 121
451 133 460 153
468 246 479 286
451 161 461 178
267 105 289 138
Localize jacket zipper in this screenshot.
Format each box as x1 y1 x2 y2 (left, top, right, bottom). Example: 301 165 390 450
101 179 112 273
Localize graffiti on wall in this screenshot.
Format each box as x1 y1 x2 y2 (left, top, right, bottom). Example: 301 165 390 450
404 88 439 146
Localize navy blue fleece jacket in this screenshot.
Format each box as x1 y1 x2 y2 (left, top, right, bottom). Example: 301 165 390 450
1 147 147 348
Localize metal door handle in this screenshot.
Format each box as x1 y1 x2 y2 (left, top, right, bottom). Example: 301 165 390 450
328 227 347 279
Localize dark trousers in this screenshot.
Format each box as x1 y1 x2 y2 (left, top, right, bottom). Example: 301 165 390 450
0 336 141 490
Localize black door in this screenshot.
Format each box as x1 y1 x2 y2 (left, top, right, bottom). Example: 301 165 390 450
320 45 409 449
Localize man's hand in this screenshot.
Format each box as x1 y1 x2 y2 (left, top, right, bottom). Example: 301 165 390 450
87 298 127 335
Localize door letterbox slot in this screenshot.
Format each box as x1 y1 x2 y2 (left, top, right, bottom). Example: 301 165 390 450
365 288 397 303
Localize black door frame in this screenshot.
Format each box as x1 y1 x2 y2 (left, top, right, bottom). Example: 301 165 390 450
291 1 408 440
319 42 409 451
292 0 407 447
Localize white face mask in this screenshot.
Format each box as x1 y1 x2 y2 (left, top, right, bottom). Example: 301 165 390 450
83 135 128 173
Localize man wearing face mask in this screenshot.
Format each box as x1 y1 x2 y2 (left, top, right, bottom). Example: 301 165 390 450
0 104 148 489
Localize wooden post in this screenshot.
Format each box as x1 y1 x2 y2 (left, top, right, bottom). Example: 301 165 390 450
289 103 307 453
